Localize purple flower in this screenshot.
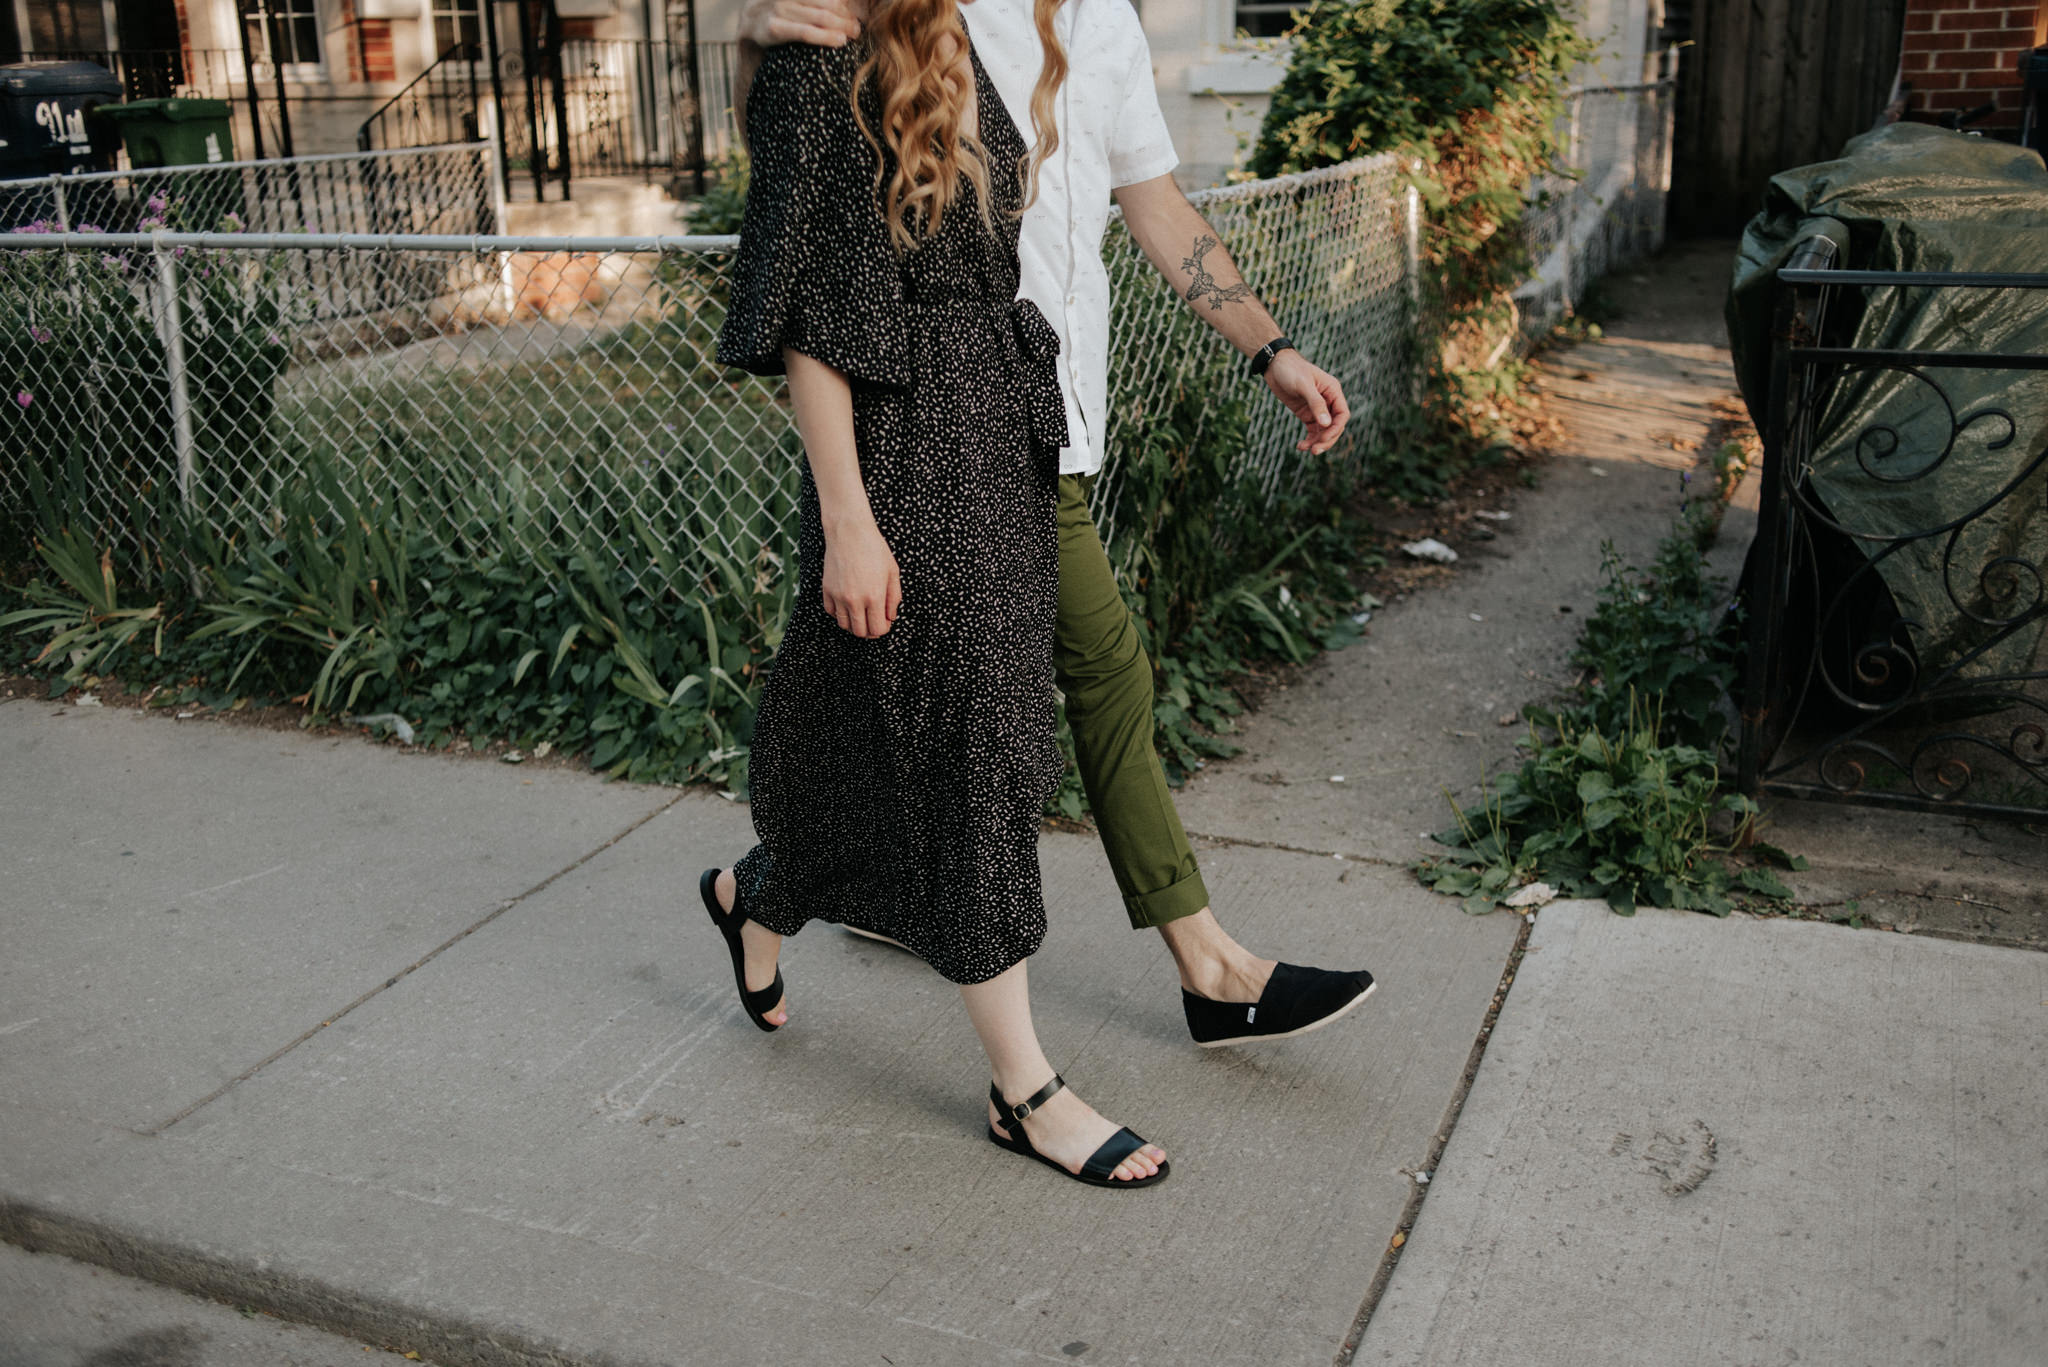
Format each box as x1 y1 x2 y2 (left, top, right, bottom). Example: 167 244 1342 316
10 220 52 234
15 391 31 409
77 223 103 233
143 193 168 216
265 332 281 347
139 216 166 231
28 326 52 343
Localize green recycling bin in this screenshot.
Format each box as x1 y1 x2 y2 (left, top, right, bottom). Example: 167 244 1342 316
96 98 243 230
98 97 235 167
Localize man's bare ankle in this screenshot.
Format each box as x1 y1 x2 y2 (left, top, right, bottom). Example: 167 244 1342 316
1180 953 1274 1003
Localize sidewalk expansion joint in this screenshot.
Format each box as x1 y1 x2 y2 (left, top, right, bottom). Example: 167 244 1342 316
1183 829 1404 869
143 793 690 1136
1333 906 1535 1367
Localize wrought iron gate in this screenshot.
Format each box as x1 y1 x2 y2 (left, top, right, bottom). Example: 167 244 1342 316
1738 240 2048 820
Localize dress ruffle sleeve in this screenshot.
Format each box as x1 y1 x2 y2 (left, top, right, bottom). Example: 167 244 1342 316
715 45 911 388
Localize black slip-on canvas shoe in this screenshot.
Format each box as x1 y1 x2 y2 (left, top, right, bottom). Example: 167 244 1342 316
1183 961 1377 1047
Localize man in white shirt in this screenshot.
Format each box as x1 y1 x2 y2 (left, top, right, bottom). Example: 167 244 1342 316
735 0 1377 1048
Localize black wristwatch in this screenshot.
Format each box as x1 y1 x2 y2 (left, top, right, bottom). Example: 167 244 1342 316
1249 335 1295 377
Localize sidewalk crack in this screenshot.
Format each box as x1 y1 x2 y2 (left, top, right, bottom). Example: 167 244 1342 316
144 793 689 1136
1334 908 1534 1364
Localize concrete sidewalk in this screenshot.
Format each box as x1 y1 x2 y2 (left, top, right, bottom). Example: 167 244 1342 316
0 703 1510 1366
1355 900 2048 1367
4 238 2040 1366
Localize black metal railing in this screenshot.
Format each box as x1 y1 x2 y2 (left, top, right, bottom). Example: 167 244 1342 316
495 38 718 199
357 42 482 155
1738 243 2048 820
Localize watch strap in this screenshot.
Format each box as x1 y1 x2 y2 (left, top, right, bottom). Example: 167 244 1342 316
1250 335 1295 377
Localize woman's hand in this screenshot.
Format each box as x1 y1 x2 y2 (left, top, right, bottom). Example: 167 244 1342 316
822 515 902 638
781 348 897 637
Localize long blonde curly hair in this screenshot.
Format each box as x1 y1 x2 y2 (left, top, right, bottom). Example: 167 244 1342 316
855 0 1068 252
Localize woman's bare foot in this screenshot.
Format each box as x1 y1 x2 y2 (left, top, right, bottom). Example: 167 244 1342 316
716 869 787 1026
988 1083 1165 1183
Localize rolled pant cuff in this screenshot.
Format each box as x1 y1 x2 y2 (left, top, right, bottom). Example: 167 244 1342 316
1123 868 1211 930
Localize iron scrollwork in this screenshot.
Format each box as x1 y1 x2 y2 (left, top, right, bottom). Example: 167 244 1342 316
1742 270 2048 821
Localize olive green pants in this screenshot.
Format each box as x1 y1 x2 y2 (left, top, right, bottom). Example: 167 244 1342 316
1056 475 1211 928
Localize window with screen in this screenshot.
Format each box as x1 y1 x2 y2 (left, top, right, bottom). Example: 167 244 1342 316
240 0 321 68
433 0 483 57
1234 0 1301 39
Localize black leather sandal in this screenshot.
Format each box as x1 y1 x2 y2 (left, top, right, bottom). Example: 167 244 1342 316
986 1075 1170 1188
699 867 785 1032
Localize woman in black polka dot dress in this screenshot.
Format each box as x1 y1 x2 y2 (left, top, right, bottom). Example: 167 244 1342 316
698 0 1169 1187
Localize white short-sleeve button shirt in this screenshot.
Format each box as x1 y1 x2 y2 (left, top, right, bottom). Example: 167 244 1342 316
963 0 1178 477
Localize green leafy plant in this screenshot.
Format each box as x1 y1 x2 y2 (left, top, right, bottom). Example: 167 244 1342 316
1094 246 1380 787
0 209 297 571
1250 0 1588 501
682 149 751 237
1570 501 1737 750
1 441 782 790
1417 504 1796 916
1421 692 1761 915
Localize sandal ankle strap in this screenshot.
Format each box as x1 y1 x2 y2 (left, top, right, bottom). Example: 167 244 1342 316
990 1073 1065 1125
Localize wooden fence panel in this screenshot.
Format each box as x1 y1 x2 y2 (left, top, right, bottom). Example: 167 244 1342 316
1672 0 1908 235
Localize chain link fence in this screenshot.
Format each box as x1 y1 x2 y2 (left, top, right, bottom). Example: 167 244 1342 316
0 153 1417 595
1091 155 1417 535
1517 59 1679 339
0 84 1677 590
0 143 497 240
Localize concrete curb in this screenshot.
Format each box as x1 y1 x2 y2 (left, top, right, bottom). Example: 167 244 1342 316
2 1196 621 1367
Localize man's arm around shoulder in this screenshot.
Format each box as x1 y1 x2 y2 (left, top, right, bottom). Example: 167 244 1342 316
734 0 866 139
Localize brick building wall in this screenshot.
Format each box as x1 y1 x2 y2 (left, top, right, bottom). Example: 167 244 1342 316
1899 0 2048 127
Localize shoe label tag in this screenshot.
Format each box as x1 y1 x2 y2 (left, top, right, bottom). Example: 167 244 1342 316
1247 1006 1256 1023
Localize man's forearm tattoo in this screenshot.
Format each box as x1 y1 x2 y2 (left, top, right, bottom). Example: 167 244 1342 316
1180 235 1255 311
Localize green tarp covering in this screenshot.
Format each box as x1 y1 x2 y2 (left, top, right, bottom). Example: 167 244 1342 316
1727 122 2048 689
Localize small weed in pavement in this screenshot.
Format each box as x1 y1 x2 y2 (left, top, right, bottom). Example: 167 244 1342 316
1417 501 1804 915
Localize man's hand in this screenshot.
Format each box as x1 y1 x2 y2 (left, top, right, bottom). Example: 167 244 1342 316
740 0 863 48
1117 175 1358 453
1265 351 1351 455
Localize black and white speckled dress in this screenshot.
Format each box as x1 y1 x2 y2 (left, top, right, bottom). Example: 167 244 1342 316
715 39 1068 986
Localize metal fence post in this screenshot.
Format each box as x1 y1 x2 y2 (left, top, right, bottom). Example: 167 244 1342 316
48 174 68 231
1561 91 1582 318
488 121 509 235
1738 236 1837 800
1654 45 1680 252
152 243 199 515
1403 177 1425 402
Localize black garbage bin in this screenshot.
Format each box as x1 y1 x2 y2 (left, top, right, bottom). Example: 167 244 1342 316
0 60 123 229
